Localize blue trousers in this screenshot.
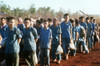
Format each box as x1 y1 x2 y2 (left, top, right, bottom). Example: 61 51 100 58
51 44 61 60
40 48 50 66
78 40 89 53
62 38 70 54
87 36 92 48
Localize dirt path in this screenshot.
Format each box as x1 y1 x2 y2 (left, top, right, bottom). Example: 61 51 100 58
20 42 100 66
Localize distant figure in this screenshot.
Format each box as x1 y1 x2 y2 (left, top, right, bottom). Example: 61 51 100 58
48 18 53 26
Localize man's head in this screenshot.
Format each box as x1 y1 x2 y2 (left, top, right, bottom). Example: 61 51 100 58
93 19 96 23
75 19 79 26
44 19 49 29
64 13 69 22
90 17 94 23
36 20 42 27
48 18 53 26
80 16 85 23
86 17 90 23
70 19 75 27
7 17 16 29
24 18 31 29
53 17 59 26
18 17 23 24
1 17 7 25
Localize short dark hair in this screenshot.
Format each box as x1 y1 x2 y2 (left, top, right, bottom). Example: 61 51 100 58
93 19 96 22
86 17 89 21
36 20 42 24
43 19 48 23
48 18 52 22
64 13 69 17
90 17 94 20
24 18 31 22
1 17 6 21
75 19 79 25
69 19 74 23
40 18 44 23
7 17 15 22
80 16 85 19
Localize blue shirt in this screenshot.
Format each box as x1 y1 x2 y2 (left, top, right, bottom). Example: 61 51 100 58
0 24 8 39
40 27 52 48
50 25 62 45
61 21 72 39
86 23 92 37
23 27 38 51
91 22 95 35
5 27 22 54
36 26 43 39
79 22 88 30
17 24 25 34
76 26 84 41
72 26 77 41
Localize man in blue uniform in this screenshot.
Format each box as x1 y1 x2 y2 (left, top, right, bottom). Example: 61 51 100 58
40 19 52 66
5 17 22 66
79 16 88 52
50 17 62 63
23 18 38 66
17 17 25 52
90 17 95 47
86 17 92 50
0 17 8 62
75 20 89 54
61 13 72 60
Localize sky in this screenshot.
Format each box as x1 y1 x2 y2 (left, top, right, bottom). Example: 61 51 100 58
1 0 100 15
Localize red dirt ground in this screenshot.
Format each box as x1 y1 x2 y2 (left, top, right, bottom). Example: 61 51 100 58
19 42 100 66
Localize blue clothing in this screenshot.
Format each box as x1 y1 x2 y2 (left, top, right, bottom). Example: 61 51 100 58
76 26 89 53
86 23 92 37
36 26 43 39
5 27 22 54
61 21 72 39
40 48 50 66
0 24 8 39
76 26 85 41
50 25 62 45
23 27 38 51
80 22 88 30
17 24 25 34
91 22 95 35
62 38 70 54
40 27 52 49
72 26 77 41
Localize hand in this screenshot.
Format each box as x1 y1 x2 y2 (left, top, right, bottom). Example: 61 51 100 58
49 46 51 50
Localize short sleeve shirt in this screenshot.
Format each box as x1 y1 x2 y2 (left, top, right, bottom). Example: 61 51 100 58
40 27 52 48
5 27 22 54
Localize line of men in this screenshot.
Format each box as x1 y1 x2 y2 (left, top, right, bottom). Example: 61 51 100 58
0 13 99 66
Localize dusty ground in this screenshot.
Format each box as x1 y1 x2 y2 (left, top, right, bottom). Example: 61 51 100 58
19 41 100 66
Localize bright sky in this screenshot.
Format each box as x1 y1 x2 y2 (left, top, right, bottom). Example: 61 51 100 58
1 0 100 15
